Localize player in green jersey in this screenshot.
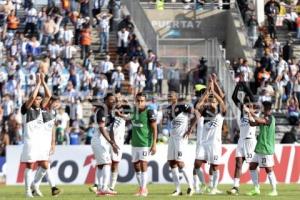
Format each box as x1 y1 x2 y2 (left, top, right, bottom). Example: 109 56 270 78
247 101 278 196
131 92 157 197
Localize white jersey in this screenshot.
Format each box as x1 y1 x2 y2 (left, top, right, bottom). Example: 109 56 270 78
170 112 189 139
112 116 126 144
239 114 256 140
196 116 205 144
203 113 224 145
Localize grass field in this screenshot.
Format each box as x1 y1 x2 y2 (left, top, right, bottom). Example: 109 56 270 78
0 184 299 200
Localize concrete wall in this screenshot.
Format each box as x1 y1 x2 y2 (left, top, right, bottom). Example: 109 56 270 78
144 9 228 42
225 9 255 62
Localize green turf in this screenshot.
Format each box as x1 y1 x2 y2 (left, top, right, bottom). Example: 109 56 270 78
0 184 299 200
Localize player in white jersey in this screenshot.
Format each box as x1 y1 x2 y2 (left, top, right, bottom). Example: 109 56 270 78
166 91 194 196
227 80 257 195
31 96 61 197
109 93 130 192
20 73 52 198
187 78 226 195
91 93 119 196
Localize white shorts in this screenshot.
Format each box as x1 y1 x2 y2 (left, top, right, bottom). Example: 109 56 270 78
196 143 221 165
167 138 187 161
252 154 274 168
236 138 257 163
91 137 111 165
131 147 150 163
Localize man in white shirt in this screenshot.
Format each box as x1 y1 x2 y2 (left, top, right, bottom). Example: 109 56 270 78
117 27 129 56
100 55 114 84
111 66 124 93
59 25 74 44
97 12 113 53
48 40 61 63
62 42 77 66
24 3 37 35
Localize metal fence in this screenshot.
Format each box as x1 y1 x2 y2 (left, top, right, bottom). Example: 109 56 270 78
122 0 158 54
157 38 219 68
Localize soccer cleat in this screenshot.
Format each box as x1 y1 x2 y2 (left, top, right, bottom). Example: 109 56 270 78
89 184 98 193
97 189 116 196
208 188 218 195
25 190 33 198
246 187 261 196
227 187 239 195
187 187 194 196
31 184 43 197
109 188 118 194
268 190 278 196
170 190 183 196
134 188 142 196
51 187 61 196
140 188 148 197
200 184 207 194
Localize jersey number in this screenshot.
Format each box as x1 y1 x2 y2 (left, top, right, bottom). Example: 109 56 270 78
178 151 182 158
213 155 218 161
261 158 267 164
246 153 253 159
143 151 148 156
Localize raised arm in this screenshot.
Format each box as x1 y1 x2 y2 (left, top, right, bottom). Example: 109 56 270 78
212 74 225 99
232 82 242 108
212 89 227 115
148 109 157 155
40 73 52 109
24 74 41 109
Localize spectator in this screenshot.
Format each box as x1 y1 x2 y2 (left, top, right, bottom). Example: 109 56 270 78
80 22 92 59
69 125 81 145
282 40 293 62
2 94 14 123
133 66 146 96
62 41 77 66
118 15 134 32
265 0 280 38
287 95 299 125
274 74 285 112
97 12 113 53
281 127 297 144
293 71 300 103
126 57 139 94
111 66 124 93
247 15 258 46
93 73 108 98
59 24 74 44
100 54 114 84
7 10 19 34
180 63 189 97
117 27 130 64
26 36 41 57
284 8 298 31
0 126 9 156
48 40 61 64
41 15 56 46
154 62 164 96
24 3 38 36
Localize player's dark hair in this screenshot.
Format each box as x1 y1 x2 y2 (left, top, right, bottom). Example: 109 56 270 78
262 101 272 111
104 93 114 101
136 92 146 99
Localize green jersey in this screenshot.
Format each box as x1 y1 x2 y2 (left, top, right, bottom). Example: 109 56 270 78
255 115 275 155
131 108 156 147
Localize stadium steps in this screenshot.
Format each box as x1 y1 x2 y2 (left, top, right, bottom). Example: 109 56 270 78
276 26 300 58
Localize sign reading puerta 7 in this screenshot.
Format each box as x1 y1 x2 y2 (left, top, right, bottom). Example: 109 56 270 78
6 145 300 185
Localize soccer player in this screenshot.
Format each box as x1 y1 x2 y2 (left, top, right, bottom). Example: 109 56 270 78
91 93 119 196
131 92 157 197
166 91 194 196
109 93 130 192
31 96 61 197
189 79 226 195
247 101 278 196
20 73 51 197
227 81 257 195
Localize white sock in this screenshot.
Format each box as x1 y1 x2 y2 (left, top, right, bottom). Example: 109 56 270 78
141 172 148 190
110 172 118 190
180 167 193 189
25 168 33 192
233 178 240 188
267 172 277 191
102 165 111 191
195 168 205 185
94 168 99 186
250 170 259 188
212 170 220 189
46 168 56 188
193 174 199 191
136 171 142 187
33 167 47 188
209 174 213 188
97 168 103 190
171 168 181 192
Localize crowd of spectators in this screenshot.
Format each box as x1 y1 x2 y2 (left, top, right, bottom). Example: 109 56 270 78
232 0 300 142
